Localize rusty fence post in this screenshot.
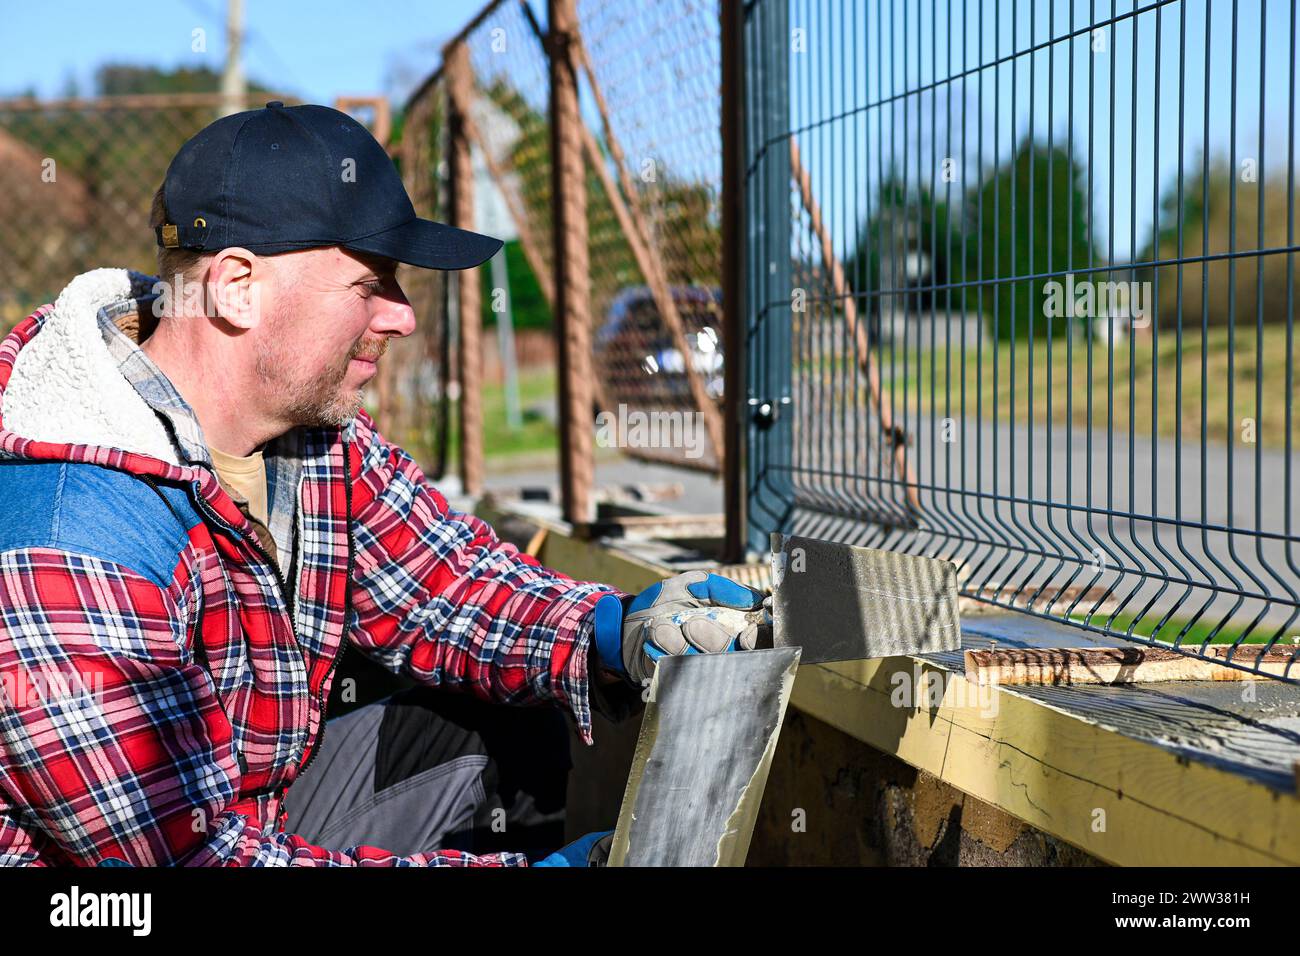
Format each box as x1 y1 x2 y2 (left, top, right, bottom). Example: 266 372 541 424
445 42 484 497
549 0 594 527
721 0 746 563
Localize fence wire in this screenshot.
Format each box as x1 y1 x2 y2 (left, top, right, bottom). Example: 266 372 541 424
390 78 454 473
0 93 296 329
577 0 725 469
410 0 726 473
746 0 1300 679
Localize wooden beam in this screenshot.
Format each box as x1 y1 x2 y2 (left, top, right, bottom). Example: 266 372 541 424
789 138 921 513
794 656 1300 865
333 95 391 146
549 0 595 526
445 42 485 496
720 0 746 562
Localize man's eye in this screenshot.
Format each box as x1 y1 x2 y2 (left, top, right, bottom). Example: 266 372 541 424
357 279 384 296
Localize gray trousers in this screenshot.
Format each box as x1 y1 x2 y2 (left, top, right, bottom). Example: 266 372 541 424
282 687 571 858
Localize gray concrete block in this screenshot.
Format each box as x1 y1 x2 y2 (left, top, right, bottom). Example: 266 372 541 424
771 533 960 661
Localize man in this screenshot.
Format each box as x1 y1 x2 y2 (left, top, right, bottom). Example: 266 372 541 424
0 102 763 866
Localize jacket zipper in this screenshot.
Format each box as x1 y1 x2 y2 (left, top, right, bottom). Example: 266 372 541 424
191 491 305 657
188 440 353 812
190 478 312 796
293 440 353 783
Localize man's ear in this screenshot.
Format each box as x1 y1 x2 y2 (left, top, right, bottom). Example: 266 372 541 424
208 248 263 329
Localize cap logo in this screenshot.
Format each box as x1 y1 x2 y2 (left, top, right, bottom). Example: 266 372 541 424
161 224 179 248
193 217 207 228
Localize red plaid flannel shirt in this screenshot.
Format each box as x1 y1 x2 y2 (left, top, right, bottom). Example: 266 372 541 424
0 283 625 866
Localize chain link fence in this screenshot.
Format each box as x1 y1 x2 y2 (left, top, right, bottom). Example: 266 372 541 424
0 93 296 329
400 0 727 482
577 0 725 470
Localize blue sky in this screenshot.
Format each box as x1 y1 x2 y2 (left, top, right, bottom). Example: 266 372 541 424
0 0 485 104
2 0 1293 260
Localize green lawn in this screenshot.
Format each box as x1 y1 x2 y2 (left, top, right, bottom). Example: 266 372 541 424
1065 609 1295 646
446 366 559 467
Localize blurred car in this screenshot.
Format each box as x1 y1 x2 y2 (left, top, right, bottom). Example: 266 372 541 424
594 285 724 406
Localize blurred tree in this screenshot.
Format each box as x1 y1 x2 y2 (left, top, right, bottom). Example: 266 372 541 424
479 75 722 334
649 176 721 288
480 239 551 331
845 171 965 336
1141 154 1300 329
965 139 1096 341
0 64 276 316
93 64 273 96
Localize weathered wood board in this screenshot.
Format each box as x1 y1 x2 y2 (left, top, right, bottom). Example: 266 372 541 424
608 647 801 867
966 645 1300 685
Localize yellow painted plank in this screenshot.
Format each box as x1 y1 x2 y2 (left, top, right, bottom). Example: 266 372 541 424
490 509 1300 866
475 499 667 593
794 658 1300 865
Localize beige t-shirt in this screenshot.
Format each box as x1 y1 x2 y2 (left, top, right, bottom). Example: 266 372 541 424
209 444 278 566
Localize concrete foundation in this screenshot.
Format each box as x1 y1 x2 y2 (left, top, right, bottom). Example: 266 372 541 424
747 709 1105 867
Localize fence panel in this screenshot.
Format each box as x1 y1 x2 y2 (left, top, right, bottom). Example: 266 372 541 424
398 0 728 482
744 0 1300 679
577 0 726 470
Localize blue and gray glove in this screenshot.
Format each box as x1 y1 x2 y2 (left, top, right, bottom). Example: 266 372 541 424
593 570 770 685
533 830 614 867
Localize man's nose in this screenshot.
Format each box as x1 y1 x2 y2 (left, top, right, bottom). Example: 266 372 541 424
370 284 417 338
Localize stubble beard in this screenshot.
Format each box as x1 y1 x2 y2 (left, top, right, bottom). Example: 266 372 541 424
256 307 388 428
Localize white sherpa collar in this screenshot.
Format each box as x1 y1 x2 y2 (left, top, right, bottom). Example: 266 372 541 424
3 268 183 465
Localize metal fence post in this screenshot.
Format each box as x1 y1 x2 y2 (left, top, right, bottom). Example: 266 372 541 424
745 0 793 554
549 0 594 527
721 0 746 562
445 41 484 497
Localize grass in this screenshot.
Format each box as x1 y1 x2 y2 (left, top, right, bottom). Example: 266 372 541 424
1065 609 1296 646
446 366 559 468
808 324 1299 449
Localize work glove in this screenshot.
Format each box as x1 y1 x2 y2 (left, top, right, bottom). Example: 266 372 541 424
592 570 770 686
533 830 614 867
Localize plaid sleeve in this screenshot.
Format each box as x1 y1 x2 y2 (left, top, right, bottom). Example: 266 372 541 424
0 546 522 867
0 799 49 866
347 410 626 745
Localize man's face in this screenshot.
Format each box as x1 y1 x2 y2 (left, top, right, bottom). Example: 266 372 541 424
255 247 416 427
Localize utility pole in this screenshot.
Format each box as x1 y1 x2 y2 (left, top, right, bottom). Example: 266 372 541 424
490 248 522 431
220 0 245 117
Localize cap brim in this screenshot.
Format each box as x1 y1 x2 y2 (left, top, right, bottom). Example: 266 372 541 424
344 217 503 271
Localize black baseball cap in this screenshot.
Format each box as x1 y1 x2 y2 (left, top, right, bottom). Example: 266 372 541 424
155 101 502 270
